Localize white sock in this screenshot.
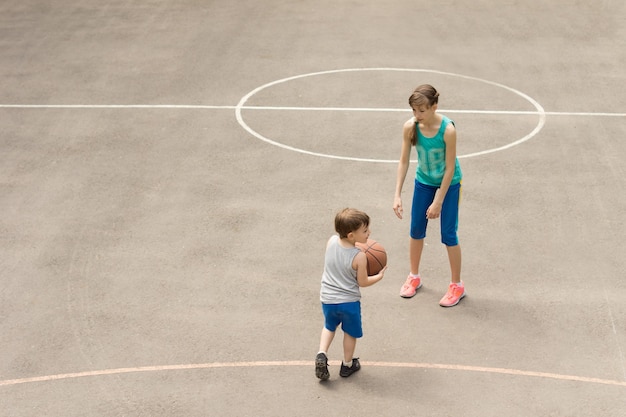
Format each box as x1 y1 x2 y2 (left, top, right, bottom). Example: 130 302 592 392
410 273 420 278
343 359 353 367
453 281 464 287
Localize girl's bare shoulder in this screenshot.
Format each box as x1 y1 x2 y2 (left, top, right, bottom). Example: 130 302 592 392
402 117 416 133
403 116 416 128
444 118 457 134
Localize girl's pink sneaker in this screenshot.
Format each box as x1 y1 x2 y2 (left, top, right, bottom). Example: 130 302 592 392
439 282 466 307
399 275 422 298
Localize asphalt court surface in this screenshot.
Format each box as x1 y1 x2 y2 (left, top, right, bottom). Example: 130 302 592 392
1 1 626 416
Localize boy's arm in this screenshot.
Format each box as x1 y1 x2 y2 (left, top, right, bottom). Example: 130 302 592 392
354 252 386 287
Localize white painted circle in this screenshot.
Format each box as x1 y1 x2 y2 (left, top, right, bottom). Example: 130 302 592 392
235 68 546 163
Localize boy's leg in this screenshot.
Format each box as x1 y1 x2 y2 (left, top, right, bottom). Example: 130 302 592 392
316 328 334 380
342 333 356 365
340 334 361 377
317 304 340 380
339 302 362 377
318 327 335 353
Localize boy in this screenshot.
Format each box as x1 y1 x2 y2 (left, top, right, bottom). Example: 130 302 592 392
315 208 386 380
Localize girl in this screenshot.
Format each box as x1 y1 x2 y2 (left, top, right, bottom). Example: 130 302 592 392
392 85 465 307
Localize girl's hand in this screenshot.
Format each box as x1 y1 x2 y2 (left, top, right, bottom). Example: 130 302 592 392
426 202 442 219
393 197 403 219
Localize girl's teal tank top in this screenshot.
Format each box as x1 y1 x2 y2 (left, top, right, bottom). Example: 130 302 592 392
414 115 463 187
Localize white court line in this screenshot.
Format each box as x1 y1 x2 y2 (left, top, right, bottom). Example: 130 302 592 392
0 104 234 109
241 106 626 117
0 103 624 117
232 67 548 162
1 361 626 388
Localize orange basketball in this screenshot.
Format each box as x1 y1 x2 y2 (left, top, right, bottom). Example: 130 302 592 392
355 239 387 275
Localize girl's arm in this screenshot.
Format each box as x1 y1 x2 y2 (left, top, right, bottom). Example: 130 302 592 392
393 118 415 220
426 123 458 218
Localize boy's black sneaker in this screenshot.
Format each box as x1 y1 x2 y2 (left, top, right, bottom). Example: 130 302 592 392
315 352 330 380
339 358 360 377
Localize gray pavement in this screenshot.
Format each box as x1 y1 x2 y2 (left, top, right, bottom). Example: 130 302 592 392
1 1 626 416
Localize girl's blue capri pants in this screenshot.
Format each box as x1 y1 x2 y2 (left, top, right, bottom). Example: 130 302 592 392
410 180 461 246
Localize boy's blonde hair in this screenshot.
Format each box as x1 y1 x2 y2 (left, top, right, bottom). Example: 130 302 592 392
335 208 370 239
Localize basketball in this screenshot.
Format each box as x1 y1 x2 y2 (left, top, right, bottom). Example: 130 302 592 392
355 239 387 275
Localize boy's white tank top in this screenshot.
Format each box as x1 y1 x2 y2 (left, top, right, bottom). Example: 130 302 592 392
320 235 361 304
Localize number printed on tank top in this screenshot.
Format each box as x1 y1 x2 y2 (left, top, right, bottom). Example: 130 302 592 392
418 147 446 177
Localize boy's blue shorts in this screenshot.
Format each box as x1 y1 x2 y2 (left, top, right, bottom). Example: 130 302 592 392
322 301 363 338
410 180 461 246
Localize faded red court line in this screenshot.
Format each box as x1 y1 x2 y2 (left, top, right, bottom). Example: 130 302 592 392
1 361 626 388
